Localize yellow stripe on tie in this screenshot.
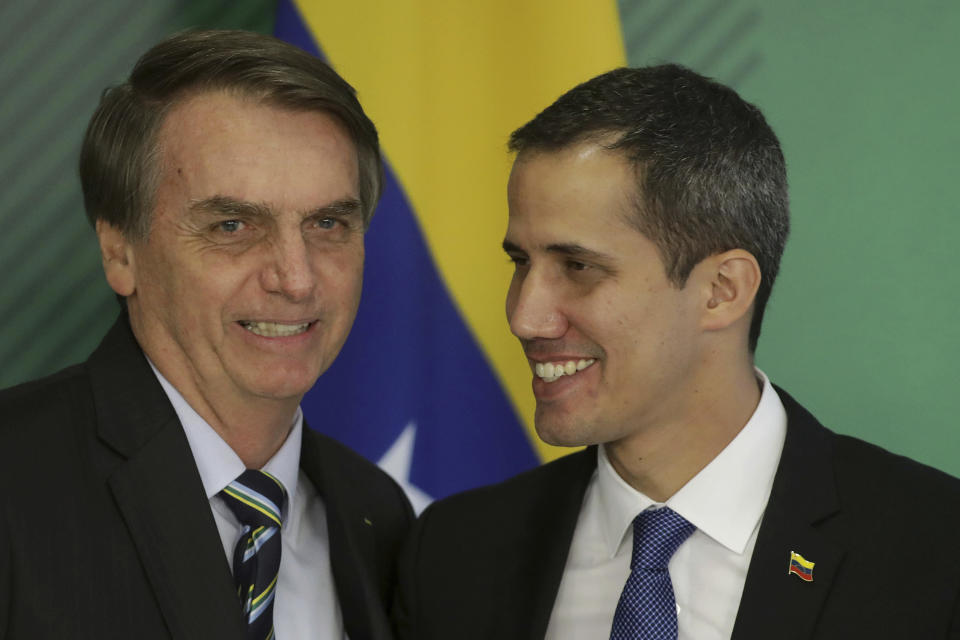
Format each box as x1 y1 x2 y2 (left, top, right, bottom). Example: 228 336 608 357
222 487 281 526
244 526 272 554
252 574 279 608
295 0 626 463
260 470 286 495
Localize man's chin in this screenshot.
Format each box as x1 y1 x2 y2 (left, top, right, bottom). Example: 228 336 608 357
238 368 320 403
534 414 595 448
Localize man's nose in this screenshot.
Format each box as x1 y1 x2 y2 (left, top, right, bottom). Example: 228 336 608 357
507 270 568 340
260 232 315 302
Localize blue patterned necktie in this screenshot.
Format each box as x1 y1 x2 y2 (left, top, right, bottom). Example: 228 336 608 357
609 507 696 640
220 469 287 640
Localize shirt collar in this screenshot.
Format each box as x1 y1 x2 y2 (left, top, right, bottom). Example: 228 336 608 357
148 360 303 516
597 370 787 558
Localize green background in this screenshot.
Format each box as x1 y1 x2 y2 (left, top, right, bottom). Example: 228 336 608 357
617 0 960 474
0 0 274 387
2 1 958 474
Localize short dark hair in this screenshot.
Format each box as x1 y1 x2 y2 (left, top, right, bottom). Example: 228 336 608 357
509 65 789 351
80 29 383 240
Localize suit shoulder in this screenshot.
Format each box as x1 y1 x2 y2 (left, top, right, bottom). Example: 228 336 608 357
0 364 98 490
778 385 960 512
832 432 960 503
423 448 593 523
305 430 413 518
816 429 960 552
310 430 397 484
0 363 90 434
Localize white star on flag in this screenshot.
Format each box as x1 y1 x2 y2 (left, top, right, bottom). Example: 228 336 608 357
378 422 433 515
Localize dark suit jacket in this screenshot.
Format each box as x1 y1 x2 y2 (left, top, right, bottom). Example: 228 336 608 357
0 314 413 639
395 387 960 639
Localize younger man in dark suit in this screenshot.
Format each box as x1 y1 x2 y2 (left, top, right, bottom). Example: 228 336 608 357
0 30 411 639
394 65 960 639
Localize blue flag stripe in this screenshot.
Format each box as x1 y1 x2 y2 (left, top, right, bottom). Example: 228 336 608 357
275 0 538 503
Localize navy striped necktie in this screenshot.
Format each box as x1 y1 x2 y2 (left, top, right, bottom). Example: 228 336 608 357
610 507 696 640
220 469 287 640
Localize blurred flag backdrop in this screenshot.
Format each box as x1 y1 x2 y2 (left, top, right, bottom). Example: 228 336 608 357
275 0 625 510
3 0 957 498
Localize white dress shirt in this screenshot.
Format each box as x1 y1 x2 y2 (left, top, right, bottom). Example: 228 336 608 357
150 364 347 639
545 371 787 640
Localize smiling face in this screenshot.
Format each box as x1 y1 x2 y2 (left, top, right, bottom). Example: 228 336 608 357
504 142 708 448
105 91 364 413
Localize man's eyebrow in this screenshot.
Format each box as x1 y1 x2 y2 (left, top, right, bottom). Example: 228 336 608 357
188 195 272 218
546 243 612 263
187 196 363 219
502 240 613 263
308 198 362 218
502 240 525 254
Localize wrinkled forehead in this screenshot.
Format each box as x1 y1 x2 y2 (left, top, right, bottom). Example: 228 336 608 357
157 90 352 146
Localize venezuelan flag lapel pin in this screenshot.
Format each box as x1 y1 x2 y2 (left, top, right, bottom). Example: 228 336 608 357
788 550 815 582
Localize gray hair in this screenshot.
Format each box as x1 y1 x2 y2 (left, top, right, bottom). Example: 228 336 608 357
80 29 384 240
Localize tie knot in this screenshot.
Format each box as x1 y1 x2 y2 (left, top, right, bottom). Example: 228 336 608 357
631 507 695 571
220 469 287 529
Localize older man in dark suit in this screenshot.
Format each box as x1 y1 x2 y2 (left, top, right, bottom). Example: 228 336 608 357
0 30 411 639
394 65 960 639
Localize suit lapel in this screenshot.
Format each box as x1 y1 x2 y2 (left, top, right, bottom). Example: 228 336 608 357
107 424 246 640
301 428 388 640
732 388 844 639
90 316 244 640
509 448 598 639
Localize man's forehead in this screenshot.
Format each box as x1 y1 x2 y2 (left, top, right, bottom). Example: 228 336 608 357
503 206 631 256
149 90 361 226
159 90 244 135
154 90 356 172
509 143 637 194
507 157 640 227
503 171 653 268
156 90 350 153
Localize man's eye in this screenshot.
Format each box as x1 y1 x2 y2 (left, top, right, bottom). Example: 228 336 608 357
317 217 337 230
567 260 589 271
507 254 528 267
217 219 244 233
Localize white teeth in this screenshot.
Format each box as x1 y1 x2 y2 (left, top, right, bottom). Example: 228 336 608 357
242 321 310 337
534 358 595 383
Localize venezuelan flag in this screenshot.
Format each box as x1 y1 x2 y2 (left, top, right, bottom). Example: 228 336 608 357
788 551 815 582
276 0 624 512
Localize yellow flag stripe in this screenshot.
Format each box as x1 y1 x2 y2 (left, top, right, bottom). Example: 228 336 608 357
790 551 815 570
295 0 626 461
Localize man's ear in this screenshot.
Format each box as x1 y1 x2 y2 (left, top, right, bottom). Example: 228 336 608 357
698 249 761 332
96 220 137 297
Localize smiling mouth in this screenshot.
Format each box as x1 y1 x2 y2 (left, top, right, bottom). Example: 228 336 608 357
534 359 596 383
239 321 313 337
